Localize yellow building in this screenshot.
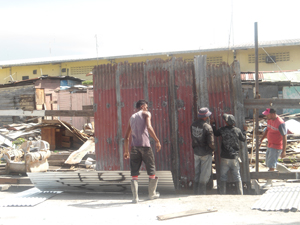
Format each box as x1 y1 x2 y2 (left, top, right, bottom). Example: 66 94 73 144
0 39 299 84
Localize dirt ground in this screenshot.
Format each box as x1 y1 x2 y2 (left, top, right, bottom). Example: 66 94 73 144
0 183 299 225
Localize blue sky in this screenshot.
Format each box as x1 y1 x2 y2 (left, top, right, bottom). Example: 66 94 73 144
0 0 299 61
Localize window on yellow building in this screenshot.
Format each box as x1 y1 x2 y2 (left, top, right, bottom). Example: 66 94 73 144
248 52 290 63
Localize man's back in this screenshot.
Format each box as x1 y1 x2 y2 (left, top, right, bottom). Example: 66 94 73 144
130 111 151 147
191 119 214 156
214 126 245 159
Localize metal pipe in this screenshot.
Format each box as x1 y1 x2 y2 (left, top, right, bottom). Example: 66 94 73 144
254 22 260 172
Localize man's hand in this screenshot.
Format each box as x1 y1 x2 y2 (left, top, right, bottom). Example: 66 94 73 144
124 151 130 159
258 139 263 148
281 151 286 159
156 141 161 152
243 124 248 131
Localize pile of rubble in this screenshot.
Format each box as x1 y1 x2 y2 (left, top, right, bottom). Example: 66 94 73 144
0 120 95 175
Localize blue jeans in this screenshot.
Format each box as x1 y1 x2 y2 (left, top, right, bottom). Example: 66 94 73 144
220 158 241 182
194 154 212 184
266 147 282 169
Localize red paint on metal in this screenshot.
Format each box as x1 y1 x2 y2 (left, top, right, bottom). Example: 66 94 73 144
93 59 240 189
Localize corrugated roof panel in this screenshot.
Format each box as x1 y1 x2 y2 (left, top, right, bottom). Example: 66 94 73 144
252 186 300 212
1 39 299 67
0 187 62 207
27 171 174 193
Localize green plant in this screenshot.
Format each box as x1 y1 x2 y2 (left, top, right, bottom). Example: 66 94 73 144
12 138 26 146
82 80 93 85
277 158 283 163
289 156 296 163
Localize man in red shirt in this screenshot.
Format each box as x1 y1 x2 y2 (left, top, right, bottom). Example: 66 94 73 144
260 108 287 172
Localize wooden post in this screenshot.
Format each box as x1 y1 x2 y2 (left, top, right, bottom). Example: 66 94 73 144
168 58 180 189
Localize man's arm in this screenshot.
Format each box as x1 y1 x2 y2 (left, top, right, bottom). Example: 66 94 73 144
238 128 247 142
281 135 287 158
144 112 161 152
207 125 215 150
279 123 287 159
259 128 268 147
124 121 132 159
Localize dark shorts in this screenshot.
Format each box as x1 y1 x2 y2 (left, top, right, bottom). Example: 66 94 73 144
130 146 156 176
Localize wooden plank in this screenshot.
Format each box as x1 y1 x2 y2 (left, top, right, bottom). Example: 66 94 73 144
0 176 32 184
62 136 71 142
0 110 45 116
250 172 300 179
157 208 218 221
45 110 94 117
244 98 300 109
41 127 56 150
62 142 71 148
0 110 94 117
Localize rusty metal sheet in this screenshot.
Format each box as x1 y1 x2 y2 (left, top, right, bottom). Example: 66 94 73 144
174 59 194 188
93 57 249 190
93 64 118 171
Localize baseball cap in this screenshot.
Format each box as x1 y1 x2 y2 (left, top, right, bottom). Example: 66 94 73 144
262 108 276 115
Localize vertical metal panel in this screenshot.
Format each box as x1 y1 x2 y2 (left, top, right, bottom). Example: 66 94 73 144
174 59 194 188
194 55 209 108
146 59 171 174
93 57 249 189
119 62 145 171
94 63 118 171
198 60 250 183
231 61 250 183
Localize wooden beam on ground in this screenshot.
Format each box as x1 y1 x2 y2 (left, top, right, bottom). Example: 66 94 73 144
45 110 94 117
0 110 94 117
157 208 218 221
250 172 300 179
244 98 300 109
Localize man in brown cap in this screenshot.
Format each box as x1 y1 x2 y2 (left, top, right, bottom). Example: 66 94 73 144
190 107 215 195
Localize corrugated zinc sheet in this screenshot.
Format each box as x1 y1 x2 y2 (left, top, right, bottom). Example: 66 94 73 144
241 72 264 81
194 57 249 183
27 171 174 193
252 186 300 212
93 64 118 171
0 187 61 207
93 57 249 189
174 59 195 187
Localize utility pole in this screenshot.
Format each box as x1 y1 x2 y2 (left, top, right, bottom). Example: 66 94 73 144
254 22 260 172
